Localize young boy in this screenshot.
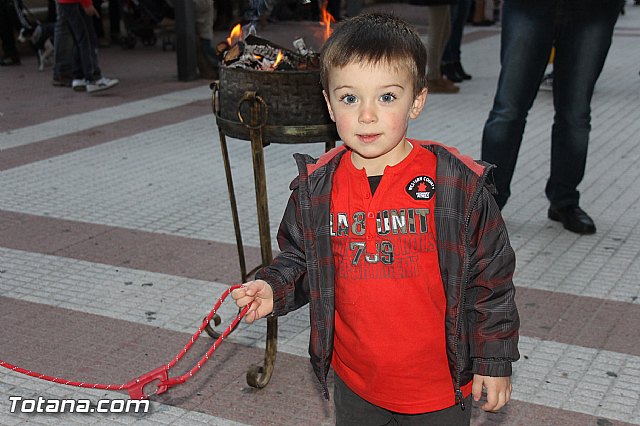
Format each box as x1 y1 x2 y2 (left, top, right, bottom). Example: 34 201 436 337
232 12 519 425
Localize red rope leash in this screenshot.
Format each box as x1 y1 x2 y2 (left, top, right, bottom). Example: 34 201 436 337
0 285 249 399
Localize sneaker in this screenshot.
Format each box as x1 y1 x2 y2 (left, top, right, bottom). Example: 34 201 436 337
86 77 119 93
72 79 88 92
539 72 553 92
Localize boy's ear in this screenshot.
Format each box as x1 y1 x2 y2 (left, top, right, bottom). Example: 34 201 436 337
323 90 336 122
410 87 428 119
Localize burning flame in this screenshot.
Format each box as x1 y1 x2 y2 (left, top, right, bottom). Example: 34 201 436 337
273 50 284 68
227 24 243 46
320 2 335 41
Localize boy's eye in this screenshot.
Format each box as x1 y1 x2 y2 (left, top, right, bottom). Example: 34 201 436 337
380 93 396 103
339 94 358 105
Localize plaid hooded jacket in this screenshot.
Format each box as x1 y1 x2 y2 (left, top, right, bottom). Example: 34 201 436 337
255 140 520 404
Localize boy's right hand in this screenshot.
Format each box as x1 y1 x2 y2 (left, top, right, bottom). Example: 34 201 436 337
231 280 274 324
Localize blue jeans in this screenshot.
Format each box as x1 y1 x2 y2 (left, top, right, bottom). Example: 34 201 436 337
442 0 473 64
481 0 621 209
53 2 100 81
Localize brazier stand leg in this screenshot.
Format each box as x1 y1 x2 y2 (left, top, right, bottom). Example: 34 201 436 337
213 89 335 389
213 92 278 388
243 97 278 388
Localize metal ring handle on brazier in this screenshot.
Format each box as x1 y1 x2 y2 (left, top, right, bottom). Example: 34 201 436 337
237 92 269 130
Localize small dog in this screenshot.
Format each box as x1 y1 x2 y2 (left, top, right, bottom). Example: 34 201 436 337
17 22 55 71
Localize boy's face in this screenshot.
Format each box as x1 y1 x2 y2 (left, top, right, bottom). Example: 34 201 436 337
323 61 427 175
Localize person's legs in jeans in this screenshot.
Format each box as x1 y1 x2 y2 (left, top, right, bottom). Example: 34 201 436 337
443 0 473 65
58 3 101 81
53 3 76 82
83 6 101 80
545 0 621 208
481 0 555 208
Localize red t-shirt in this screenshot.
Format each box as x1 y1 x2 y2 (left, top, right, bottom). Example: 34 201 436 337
330 143 472 413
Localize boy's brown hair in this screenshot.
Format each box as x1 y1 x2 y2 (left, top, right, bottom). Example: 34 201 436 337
319 12 428 97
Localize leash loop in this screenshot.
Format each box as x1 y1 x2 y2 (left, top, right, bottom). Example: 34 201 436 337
1 285 249 400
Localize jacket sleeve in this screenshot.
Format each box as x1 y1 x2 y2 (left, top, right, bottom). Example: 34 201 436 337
255 186 311 316
465 186 520 377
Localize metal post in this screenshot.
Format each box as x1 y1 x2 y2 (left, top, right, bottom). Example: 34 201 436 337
174 0 198 81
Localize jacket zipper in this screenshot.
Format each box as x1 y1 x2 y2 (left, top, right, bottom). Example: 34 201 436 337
453 168 489 410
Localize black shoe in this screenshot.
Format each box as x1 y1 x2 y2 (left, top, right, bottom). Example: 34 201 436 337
454 61 472 80
548 205 596 234
441 63 463 83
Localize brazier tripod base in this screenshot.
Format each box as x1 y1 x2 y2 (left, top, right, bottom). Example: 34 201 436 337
208 85 337 388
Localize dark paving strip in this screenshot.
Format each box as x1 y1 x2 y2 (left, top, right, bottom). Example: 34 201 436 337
0 100 210 171
398 16 640 369
1 209 639 356
516 287 640 357
0 209 262 285
1 296 633 426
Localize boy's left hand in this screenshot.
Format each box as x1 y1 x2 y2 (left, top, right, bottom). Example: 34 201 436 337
472 374 512 412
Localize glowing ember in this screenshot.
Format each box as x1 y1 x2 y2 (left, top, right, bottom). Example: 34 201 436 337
273 50 284 68
227 24 243 46
320 2 335 41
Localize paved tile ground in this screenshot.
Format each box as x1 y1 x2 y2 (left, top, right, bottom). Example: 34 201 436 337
1 2 639 425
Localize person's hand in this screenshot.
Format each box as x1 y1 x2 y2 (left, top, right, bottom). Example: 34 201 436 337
83 4 100 17
472 374 512 412
231 280 274 324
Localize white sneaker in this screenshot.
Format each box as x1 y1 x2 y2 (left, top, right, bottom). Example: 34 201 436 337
72 78 88 92
86 77 119 93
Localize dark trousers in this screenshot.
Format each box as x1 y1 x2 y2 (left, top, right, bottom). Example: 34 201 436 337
90 0 120 38
333 374 472 426
53 2 101 81
442 0 473 64
0 0 19 58
481 0 621 208
108 0 121 36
